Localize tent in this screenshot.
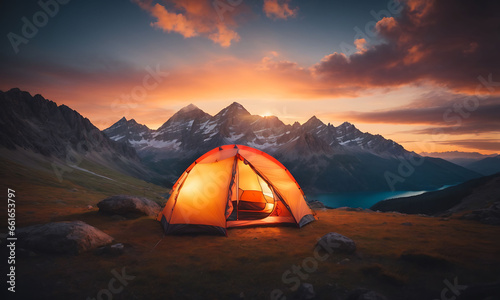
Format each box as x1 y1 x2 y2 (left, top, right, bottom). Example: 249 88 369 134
157 144 315 235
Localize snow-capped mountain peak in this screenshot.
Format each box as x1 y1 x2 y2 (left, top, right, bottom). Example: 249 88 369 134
104 103 409 159
216 102 251 118
100 102 479 192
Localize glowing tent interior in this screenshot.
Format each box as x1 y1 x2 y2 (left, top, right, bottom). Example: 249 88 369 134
157 145 315 235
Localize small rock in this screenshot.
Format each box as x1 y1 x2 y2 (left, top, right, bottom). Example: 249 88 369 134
401 222 413 226
110 243 125 254
87 205 93 210
95 243 125 256
347 288 388 300
294 283 315 300
338 258 351 265
317 232 356 254
307 200 328 210
358 290 388 300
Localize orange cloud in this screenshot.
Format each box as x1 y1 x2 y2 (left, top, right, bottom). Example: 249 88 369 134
354 38 368 54
257 52 304 72
134 0 240 47
209 23 241 47
149 3 198 37
375 16 397 32
263 0 298 20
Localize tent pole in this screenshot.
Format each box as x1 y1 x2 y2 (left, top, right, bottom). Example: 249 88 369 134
236 155 239 221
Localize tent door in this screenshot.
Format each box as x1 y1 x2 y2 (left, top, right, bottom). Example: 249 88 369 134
226 157 277 221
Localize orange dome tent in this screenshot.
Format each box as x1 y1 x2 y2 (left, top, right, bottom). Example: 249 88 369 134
157 145 315 235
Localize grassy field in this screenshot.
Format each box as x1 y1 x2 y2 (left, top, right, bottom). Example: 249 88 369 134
7 208 500 299
0 154 168 226
1 155 500 299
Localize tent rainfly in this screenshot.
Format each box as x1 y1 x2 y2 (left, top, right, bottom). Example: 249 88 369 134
157 145 315 235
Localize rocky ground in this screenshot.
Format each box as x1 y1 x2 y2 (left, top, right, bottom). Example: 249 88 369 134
3 202 500 300
1 155 499 299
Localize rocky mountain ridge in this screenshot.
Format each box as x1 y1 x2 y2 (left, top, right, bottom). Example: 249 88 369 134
104 102 480 192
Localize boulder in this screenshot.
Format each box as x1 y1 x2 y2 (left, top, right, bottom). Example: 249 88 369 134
17 221 113 254
317 232 356 254
97 195 161 218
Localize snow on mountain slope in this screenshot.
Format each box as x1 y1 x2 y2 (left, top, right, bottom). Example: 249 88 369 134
103 102 480 192
104 102 406 159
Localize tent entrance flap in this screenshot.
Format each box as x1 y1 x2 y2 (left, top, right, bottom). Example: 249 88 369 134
226 157 295 222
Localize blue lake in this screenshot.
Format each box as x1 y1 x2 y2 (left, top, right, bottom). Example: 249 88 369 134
308 185 453 209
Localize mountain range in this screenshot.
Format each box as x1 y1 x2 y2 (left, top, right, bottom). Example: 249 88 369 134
0 88 156 182
420 151 500 175
0 88 484 193
103 101 480 193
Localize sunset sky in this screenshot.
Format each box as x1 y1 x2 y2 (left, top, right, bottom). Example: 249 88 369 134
1 0 499 154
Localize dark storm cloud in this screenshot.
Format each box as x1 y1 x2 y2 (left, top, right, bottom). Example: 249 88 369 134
314 0 500 93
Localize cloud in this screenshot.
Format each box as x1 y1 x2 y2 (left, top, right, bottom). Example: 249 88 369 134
147 3 198 38
133 0 240 47
411 122 500 135
330 92 500 137
263 0 298 20
314 0 500 94
257 51 303 72
354 38 368 54
436 139 500 152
